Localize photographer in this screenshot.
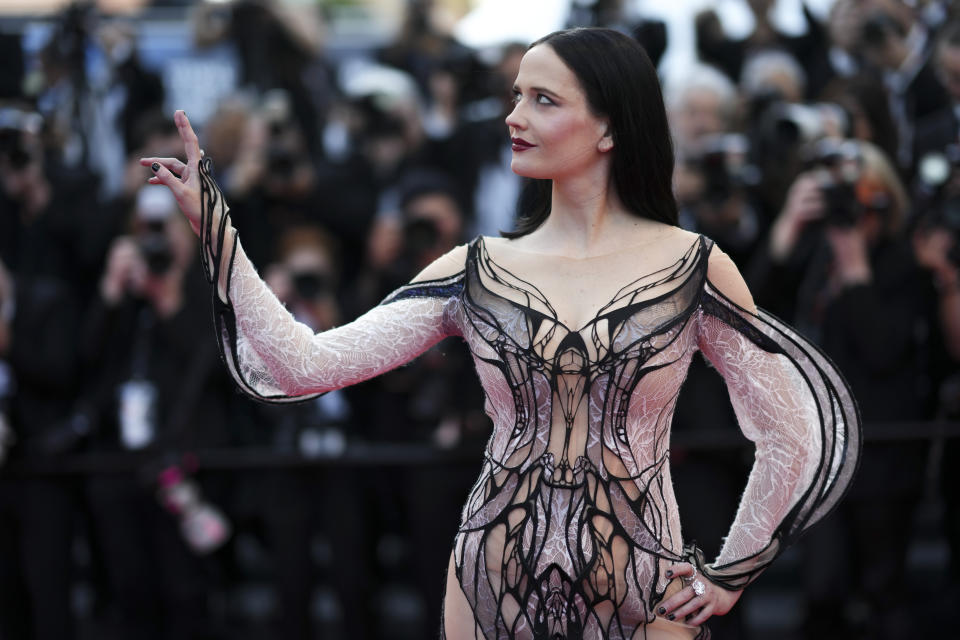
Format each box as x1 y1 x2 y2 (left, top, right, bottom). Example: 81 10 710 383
915 19 960 173
217 91 323 268
858 6 952 175
0 106 83 639
677 133 763 267
912 142 960 606
748 139 940 636
78 185 232 638
737 49 862 230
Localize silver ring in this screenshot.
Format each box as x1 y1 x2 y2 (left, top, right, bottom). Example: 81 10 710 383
691 579 706 597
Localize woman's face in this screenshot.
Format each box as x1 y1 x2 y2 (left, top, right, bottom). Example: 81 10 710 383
504 44 613 180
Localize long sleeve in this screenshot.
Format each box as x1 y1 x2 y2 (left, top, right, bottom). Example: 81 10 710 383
196 158 465 403
691 248 861 590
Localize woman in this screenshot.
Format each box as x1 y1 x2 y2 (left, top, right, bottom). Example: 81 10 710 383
143 28 859 640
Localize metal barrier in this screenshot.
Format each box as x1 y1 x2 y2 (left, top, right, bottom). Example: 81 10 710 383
2 421 958 477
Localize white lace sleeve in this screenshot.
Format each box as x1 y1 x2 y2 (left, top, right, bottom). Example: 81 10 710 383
197 158 464 402
688 249 861 590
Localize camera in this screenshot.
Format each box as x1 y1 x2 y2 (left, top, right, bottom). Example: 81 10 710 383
802 138 889 228
134 186 175 275
290 270 332 300
260 90 307 185
690 134 760 206
138 221 173 276
402 217 440 260
749 90 849 150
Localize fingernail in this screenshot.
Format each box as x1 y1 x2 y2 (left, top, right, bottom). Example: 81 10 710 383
668 614 675 621
665 570 673 577
151 162 160 172
657 607 665 615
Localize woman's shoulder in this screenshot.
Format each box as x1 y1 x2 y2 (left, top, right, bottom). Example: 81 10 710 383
409 243 471 283
701 238 757 314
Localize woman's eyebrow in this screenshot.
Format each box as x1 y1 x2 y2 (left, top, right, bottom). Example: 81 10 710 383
512 84 562 99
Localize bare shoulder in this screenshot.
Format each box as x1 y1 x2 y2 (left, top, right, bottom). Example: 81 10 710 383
653 227 701 250
705 244 757 314
410 243 470 283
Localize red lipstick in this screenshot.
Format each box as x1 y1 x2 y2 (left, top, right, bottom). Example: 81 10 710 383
511 137 535 152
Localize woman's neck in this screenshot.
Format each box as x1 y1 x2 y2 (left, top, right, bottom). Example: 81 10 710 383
531 170 639 257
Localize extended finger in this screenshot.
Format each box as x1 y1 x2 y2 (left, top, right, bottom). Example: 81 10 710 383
148 161 186 196
140 157 187 178
174 110 202 167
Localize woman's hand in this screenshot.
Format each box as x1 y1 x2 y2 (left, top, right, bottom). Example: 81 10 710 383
657 562 742 627
140 110 204 236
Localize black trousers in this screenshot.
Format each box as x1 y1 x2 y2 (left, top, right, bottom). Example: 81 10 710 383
84 473 211 640
0 476 77 640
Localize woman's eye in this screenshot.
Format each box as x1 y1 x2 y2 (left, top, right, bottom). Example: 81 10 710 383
511 91 522 104
536 94 554 105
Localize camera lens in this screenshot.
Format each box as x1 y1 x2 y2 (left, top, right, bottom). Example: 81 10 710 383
821 182 862 228
291 272 330 300
138 224 173 275
403 218 440 257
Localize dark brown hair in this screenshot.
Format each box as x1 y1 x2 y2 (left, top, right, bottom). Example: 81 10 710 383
504 27 678 238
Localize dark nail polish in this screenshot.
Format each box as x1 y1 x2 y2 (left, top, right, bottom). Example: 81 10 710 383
665 570 673 577
151 162 160 172
668 614 675 621
657 607 665 615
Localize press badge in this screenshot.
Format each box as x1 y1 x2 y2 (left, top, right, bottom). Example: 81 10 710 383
118 379 157 449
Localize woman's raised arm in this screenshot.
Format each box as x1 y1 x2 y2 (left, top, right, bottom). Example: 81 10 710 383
141 111 467 402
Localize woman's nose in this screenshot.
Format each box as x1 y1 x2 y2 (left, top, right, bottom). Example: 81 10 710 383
504 102 525 131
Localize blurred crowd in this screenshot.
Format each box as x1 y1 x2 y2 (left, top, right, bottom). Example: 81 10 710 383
1 0 960 638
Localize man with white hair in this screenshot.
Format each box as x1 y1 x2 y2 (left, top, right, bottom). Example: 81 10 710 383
665 63 738 157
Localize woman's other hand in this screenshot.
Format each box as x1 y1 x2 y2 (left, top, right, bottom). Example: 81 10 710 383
140 110 203 236
657 562 742 627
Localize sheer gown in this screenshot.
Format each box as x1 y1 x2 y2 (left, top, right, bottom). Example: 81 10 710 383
196 160 860 639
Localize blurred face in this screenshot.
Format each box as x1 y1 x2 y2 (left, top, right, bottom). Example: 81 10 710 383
504 44 612 180
0 130 42 199
673 88 727 150
285 247 335 292
280 245 339 330
132 210 195 275
937 44 960 103
406 193 462 248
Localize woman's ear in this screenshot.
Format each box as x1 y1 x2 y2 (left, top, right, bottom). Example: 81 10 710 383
598 125 614 153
